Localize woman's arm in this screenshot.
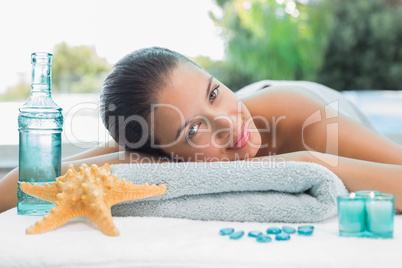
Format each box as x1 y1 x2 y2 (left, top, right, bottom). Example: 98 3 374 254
0 150 167 213
304 152 402 211
252 151 402 212
0 140 122 212
248 86 402 164
62 140 123 162
252 86 402 209
301 103 402 165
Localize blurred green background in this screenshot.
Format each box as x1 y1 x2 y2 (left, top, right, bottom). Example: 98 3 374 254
1 0 401 101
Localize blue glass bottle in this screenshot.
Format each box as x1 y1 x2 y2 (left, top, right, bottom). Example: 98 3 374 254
17 52 63 216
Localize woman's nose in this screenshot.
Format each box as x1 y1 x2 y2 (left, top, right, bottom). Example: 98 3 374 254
212 115 238 141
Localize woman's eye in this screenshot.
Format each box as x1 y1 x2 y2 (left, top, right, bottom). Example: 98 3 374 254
187 123 200 139
209 86 219 103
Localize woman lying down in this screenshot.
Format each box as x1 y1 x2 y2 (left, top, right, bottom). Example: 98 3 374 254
1 47 401 213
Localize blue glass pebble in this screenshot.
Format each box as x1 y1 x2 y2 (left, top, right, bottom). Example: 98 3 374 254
298 225 314 236
219 228 234 236
248 230 263 237
267 227 282 234
256 235 272 243
282 226 296 234
230 231 245 240
276 232 291 241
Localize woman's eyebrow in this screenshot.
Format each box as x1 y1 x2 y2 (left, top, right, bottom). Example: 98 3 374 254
175 76 213 140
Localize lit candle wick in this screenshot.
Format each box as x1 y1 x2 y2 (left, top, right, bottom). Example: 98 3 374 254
349 192 356 198
369 191 375 198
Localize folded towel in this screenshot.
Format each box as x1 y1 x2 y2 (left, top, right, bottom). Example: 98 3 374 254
111 160 347 223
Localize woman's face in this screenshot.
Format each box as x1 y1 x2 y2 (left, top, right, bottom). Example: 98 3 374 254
152 62 262 161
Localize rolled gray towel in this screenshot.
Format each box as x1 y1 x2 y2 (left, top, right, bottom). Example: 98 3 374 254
110 160 347 223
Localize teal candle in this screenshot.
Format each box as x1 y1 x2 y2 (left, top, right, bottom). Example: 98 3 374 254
355 191 382 232
366 193 395 238
337 193 366 237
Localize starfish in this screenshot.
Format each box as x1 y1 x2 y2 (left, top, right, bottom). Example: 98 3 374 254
20 163 167 236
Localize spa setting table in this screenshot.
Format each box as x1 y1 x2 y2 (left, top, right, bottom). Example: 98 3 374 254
1 207 401 268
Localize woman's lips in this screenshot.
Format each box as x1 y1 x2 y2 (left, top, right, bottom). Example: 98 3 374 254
229 125 250 150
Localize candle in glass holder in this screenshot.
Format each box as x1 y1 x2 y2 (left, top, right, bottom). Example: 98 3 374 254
366 193 395 238
337 193 366 237
355 190 381 233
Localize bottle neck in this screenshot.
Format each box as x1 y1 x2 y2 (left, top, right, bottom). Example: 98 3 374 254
31 64 51 96
21 52 61 111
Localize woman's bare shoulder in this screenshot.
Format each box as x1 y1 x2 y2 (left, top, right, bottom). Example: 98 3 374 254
241 85 326 106
240 85 329 154
242 85 326 124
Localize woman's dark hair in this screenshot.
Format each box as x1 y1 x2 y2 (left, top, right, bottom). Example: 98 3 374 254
100 47 200 156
